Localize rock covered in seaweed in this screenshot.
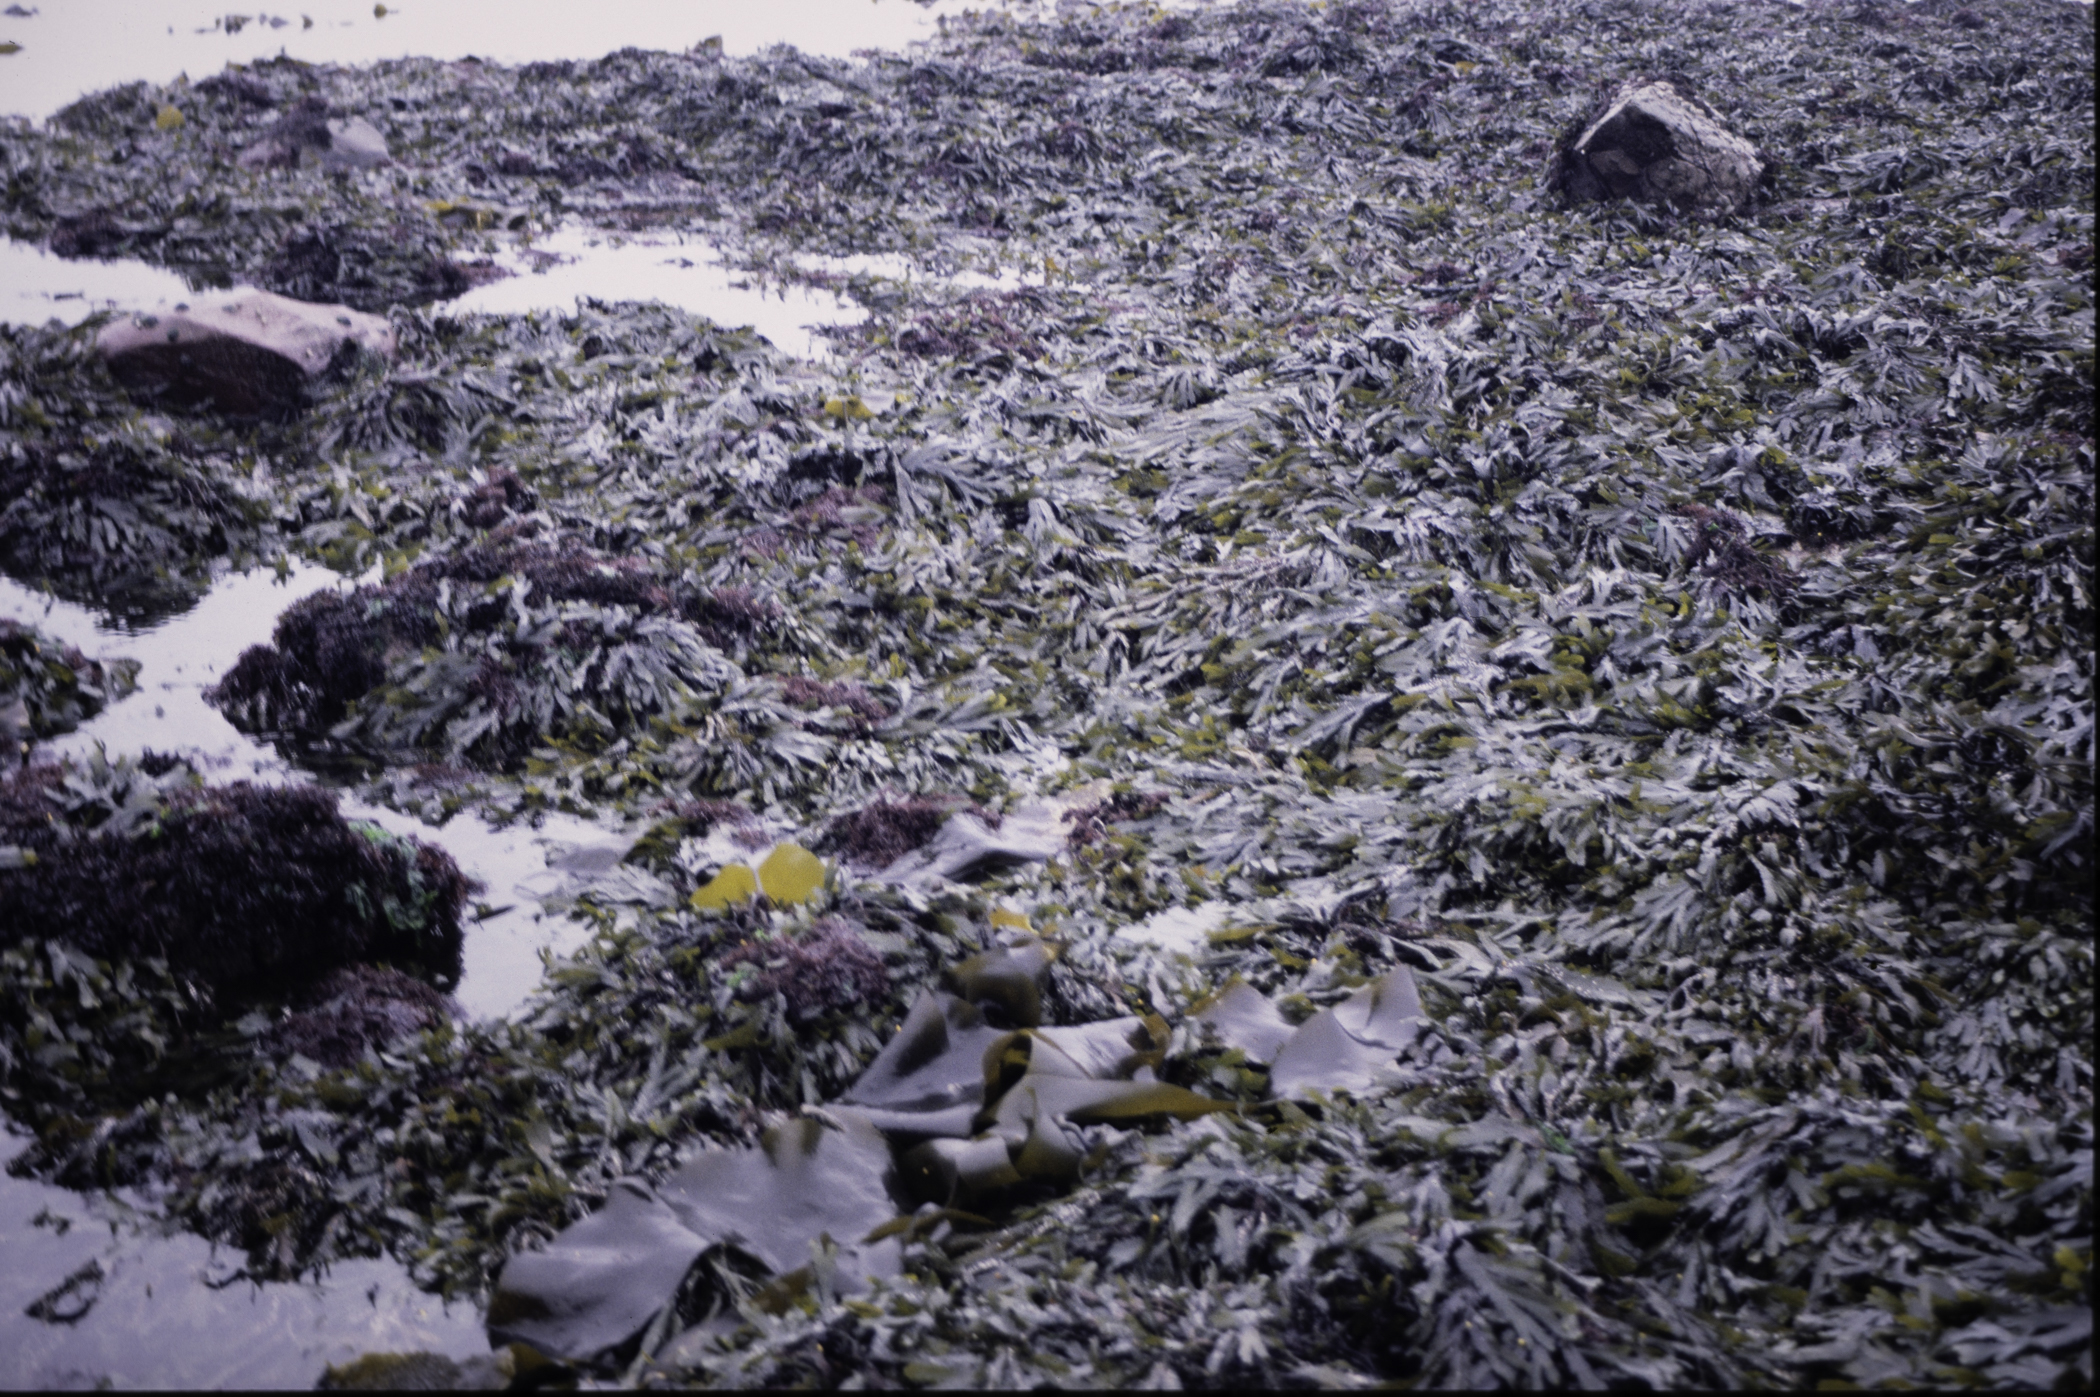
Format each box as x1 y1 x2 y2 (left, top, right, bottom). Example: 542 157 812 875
267 963 455 1069
207 534 765 765
1549 76 1766 214
95 288 395 416
0 755 468 1001
718 917 889 1022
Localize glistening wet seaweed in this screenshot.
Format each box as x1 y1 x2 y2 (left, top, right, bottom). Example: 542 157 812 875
0 0 2091 1387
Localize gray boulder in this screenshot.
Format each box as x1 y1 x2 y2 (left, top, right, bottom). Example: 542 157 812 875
97 289 394 414
236 97 391 173
1550 77 1765 215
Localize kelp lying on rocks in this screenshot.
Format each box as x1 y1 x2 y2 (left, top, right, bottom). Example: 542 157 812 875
490 933 1231 1367
0 0 2092 1387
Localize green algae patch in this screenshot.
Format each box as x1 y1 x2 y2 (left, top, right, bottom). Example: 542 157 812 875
755 840 825 906
687 861 757 912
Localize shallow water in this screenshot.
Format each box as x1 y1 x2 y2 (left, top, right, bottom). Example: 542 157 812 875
0 238 199 328
0 1125 486 1391
0 227 1035 359
0 567 636 1022
0 0 1046 123
445 228 1033 361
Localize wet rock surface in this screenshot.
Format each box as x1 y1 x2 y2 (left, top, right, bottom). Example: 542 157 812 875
235 97 391 173
1550 75 1768 214
96 288 395 415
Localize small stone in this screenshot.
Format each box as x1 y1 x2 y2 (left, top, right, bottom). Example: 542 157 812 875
1549 76 1765 215
235 98 391 173
97 287 395 414
321 116 392 171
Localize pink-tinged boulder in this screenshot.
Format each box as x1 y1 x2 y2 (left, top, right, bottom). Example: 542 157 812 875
97 289 394 415
1549 77 1766 215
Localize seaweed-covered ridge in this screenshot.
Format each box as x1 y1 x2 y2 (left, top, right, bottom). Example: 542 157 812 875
0 754 469 1001
208 533 771 767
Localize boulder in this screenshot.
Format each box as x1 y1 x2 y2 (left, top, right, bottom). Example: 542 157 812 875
97 288 394 414
236 97 391 173
1549 77 1765 215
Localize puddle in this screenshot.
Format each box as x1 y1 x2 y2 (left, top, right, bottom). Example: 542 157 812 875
0 0 1054 123
2 565 343 780
0 238 200 328
445 229 867 361
0 567 632 1023
0 1125 486 1390
345 800 636 1022
447 229 1029 362
1 228 1038 360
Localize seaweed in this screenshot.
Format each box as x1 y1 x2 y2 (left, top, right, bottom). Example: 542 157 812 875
0 322 263 619
0 618 137 756
0 753 468 1003
208 536 754 767
267 963 454 1070
0 0 2090 1385
718 917 889 1022
818 795 981 869
490 936 1221 1367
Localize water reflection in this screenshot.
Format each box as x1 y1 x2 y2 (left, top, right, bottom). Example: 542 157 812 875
0 1126 485 1390
0 238 198 328
1 227 1035 360
447 227 867 360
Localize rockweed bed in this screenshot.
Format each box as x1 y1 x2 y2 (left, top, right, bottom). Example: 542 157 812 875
0 0 2090 1388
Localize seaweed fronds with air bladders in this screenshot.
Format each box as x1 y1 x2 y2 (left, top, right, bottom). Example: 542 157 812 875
0 0 2091 1387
